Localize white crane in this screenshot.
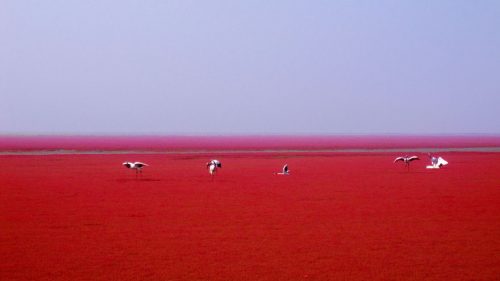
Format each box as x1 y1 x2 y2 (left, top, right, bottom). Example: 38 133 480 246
206 159 222 176
426 153 448 169
394 155 420 171
122 162 148 175
275 164 290 175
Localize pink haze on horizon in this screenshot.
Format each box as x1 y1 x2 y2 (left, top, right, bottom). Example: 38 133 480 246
0 135 499 151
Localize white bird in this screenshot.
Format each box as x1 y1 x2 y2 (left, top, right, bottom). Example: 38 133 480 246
123 162 148 175
394 155 420 171
206 159 222 176
275 164 290 175
426 154 448 169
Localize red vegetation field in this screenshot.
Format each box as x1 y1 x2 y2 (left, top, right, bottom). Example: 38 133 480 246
1 137 499 280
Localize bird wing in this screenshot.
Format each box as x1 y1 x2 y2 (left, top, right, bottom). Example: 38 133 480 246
408 156 420 161
123 162 132 168
437 157 448 166
134 162 148 167
283 164 288 173
211 160 221 168
394 157 405 163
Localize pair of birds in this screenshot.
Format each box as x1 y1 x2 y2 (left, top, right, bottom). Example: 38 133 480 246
394 154 448 170
205 160 290 176
122 160 224 176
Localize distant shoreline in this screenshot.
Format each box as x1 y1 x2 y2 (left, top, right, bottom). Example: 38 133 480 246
1 147 499 156
0 135 499 153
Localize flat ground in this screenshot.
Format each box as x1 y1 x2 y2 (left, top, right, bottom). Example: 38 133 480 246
1 151 499 280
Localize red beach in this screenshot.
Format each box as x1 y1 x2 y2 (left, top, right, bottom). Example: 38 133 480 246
1 136 499 280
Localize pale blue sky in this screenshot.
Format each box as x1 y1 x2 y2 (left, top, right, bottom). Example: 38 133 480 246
1 1 499 135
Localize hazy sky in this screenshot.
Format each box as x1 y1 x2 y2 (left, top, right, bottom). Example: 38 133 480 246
1 1 499 135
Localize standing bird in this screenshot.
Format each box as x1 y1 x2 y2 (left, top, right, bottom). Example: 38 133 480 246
206 159 222 176
426 153 448 169
394 155 420 171
275 164 290 175
123 161 148 175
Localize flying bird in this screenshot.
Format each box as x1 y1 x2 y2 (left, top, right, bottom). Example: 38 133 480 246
275 164 290 175
426 153 448 169
123 162 148 175
206 159 222 176
394 155 420 171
